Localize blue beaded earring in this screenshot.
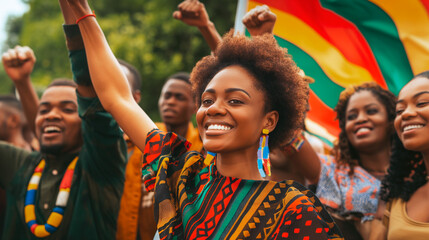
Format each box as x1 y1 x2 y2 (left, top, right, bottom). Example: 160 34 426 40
257 129 271 178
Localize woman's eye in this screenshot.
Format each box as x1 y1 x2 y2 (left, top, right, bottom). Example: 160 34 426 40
416 101 429 107
346 114 357 121
202 99 213 105
395 109 404 115
228 99 243 104
367 108 378 115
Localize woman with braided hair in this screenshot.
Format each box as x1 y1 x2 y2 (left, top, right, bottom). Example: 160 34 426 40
315 82 396 240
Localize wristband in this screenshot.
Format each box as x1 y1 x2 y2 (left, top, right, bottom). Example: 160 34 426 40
76 11 96 24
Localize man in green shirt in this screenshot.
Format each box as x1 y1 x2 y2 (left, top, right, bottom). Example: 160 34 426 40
0 26 126 240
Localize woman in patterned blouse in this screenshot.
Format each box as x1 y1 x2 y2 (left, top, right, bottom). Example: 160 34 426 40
63 0 343 238
315 83 396 240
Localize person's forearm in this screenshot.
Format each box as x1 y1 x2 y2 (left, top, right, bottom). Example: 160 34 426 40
77 18 132 108
60 0 95 97
68 3 156 151
14 78 39 134
198 21 221 52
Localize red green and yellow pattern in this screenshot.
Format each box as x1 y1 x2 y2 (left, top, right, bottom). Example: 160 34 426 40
142 129 343 239
238 0 429 143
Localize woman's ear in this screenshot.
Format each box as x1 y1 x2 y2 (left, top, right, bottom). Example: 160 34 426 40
264 110 279 132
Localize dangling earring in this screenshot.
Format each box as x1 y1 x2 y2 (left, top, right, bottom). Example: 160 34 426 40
257 129 271 178
204 151 217 166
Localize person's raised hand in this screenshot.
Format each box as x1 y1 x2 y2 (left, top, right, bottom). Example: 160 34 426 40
173 0 211 28
2 45 36 83
242 5 277 37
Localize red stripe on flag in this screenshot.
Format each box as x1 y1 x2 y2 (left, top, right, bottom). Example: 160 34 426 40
250 0 387 88
307 90 340 137
420 0 429 15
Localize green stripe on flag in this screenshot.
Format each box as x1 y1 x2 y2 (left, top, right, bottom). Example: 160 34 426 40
321 0 413 95
275 36 344 109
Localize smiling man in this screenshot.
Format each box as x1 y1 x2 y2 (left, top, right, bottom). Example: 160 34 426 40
0 43 126 239
35 81 83 155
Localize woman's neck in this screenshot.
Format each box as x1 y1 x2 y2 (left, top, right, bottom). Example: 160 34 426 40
215 145 265 181
358 144 390 174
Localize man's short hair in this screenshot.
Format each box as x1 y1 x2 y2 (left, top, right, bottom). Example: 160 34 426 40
167 72 190 85
47 78 77 89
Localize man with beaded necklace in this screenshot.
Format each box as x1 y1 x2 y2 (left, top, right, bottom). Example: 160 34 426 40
0 2 126 239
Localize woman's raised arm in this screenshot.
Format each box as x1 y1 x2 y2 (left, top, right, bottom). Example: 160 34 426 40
61 0 156 150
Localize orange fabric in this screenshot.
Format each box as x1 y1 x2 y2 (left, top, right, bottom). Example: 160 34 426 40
116 143 146 240
116 122 202 240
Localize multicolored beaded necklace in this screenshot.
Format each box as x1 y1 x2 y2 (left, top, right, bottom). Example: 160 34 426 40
24 156 78 238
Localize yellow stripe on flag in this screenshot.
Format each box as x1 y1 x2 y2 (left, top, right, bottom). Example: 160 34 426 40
371 0 429 75
305 118 337 143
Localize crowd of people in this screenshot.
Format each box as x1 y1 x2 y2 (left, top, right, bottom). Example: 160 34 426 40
0 0 428 239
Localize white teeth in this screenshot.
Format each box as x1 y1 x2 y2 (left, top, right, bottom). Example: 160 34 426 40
356 127 371 134
403 125 424 132
207 124 231 131
44 126 61 133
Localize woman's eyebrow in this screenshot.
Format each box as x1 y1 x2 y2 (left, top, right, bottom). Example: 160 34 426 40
225 88 250 97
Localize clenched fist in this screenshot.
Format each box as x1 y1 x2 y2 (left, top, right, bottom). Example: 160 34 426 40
2 45 36 83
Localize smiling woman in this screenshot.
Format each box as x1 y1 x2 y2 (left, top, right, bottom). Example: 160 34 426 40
141 33 342 239
315 82 396 240
63 0 343 238
374 71 429 239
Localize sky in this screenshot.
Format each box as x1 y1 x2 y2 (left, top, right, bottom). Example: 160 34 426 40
0 0 29 53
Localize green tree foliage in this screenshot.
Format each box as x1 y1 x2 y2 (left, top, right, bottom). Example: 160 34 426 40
1 0 236 120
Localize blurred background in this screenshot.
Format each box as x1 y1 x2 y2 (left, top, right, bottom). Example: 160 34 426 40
0 0 237 121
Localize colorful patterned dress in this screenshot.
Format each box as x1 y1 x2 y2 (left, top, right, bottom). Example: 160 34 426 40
316 154 380 222
142 129 343 239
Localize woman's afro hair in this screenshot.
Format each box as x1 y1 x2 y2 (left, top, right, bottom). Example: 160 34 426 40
190 31 309 148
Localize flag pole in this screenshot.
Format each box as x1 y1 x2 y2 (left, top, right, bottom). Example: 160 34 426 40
234 0 248 34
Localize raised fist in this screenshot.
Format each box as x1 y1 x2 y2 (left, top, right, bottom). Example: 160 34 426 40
242 5 277 36
2 45 36 83
173 0 211 28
